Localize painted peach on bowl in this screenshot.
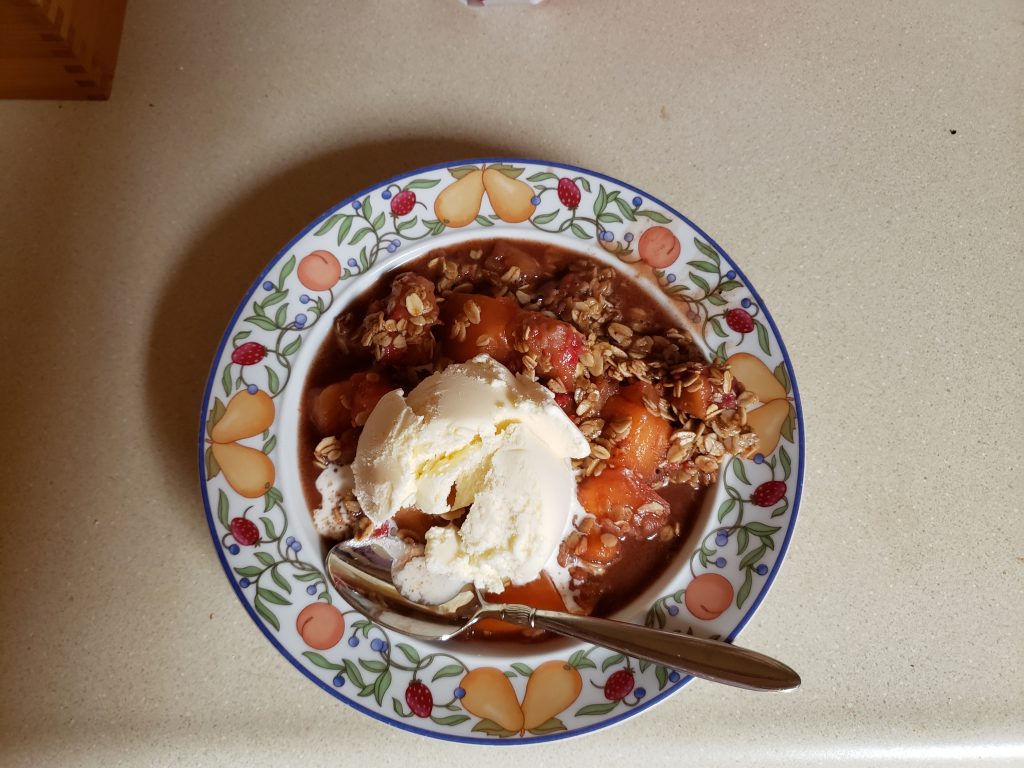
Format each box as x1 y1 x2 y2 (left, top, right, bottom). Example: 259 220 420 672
638 225 681 268
297 250 342 291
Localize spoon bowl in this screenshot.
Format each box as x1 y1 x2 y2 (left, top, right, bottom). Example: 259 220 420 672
326 541 801 692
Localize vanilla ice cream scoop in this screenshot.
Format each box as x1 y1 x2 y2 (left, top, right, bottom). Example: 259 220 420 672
351 355 589 601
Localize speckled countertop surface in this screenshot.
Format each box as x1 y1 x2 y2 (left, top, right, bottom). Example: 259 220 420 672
1 1 1022 765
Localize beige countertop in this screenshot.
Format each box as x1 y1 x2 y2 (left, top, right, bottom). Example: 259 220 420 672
2 1 1022 765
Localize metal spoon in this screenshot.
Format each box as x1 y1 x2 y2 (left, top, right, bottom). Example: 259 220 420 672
326 542 800 692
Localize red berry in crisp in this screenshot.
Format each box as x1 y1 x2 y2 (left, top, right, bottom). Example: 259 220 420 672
390 190 416 217
557 178 581 209
370 521 390 538
725 308 755 334
603 669 635 700
229 517 260 546
231 342 267 366
718 392 738 409
405 681 433 717
751 480 786 507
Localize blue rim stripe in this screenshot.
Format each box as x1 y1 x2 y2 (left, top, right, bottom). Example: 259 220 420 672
198 157 805 744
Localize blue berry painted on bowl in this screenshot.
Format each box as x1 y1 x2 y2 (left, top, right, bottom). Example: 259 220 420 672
370 639 386 652
715 531 729 547
285 536 295 546
262 281 274 291
715 558 727 568
333 675 345 687
756 564 769 576
754 453 765 464
347 258 358 268
741 298 752 308
666 273 676 284
348 636 359 647
624 232 634 243
668 671 681 683
294 314 307 329
635 687 646 699
306 584 317 595
239 577 250 588
632 196 642 206
530 196 541 205
290 541 302 552
600 231 613 242
381 190 392 200
391 239 401 248
386 244 397 253
454 687 466 699
228 544 240 555
246 384 258 395
353 201 361 210
299 294 310 304
667 605 679 616
726 270 737 280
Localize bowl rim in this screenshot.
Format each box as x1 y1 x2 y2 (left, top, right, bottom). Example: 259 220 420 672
198 157 805 743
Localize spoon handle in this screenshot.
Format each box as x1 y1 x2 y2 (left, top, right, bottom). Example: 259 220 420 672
497 605 799 692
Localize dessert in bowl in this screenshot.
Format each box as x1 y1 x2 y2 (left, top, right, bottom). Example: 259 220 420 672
200 160 803 742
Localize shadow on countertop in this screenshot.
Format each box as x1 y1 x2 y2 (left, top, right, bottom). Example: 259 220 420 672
145 137 536 537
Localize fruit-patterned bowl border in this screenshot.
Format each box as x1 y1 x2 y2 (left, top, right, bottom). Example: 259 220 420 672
199 159 804 743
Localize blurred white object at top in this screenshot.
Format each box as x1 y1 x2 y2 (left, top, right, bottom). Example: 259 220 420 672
460 0 546 6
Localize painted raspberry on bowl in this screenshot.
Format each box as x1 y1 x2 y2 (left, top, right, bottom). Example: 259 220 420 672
231 342 267 366
390 190 416 217
405 681 433 717
603 670 635 701
557 177 581 209
725 308 755 334
229 517 260 546
751 480 787 507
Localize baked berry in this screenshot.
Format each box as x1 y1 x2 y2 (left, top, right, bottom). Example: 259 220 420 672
751 480 786 507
